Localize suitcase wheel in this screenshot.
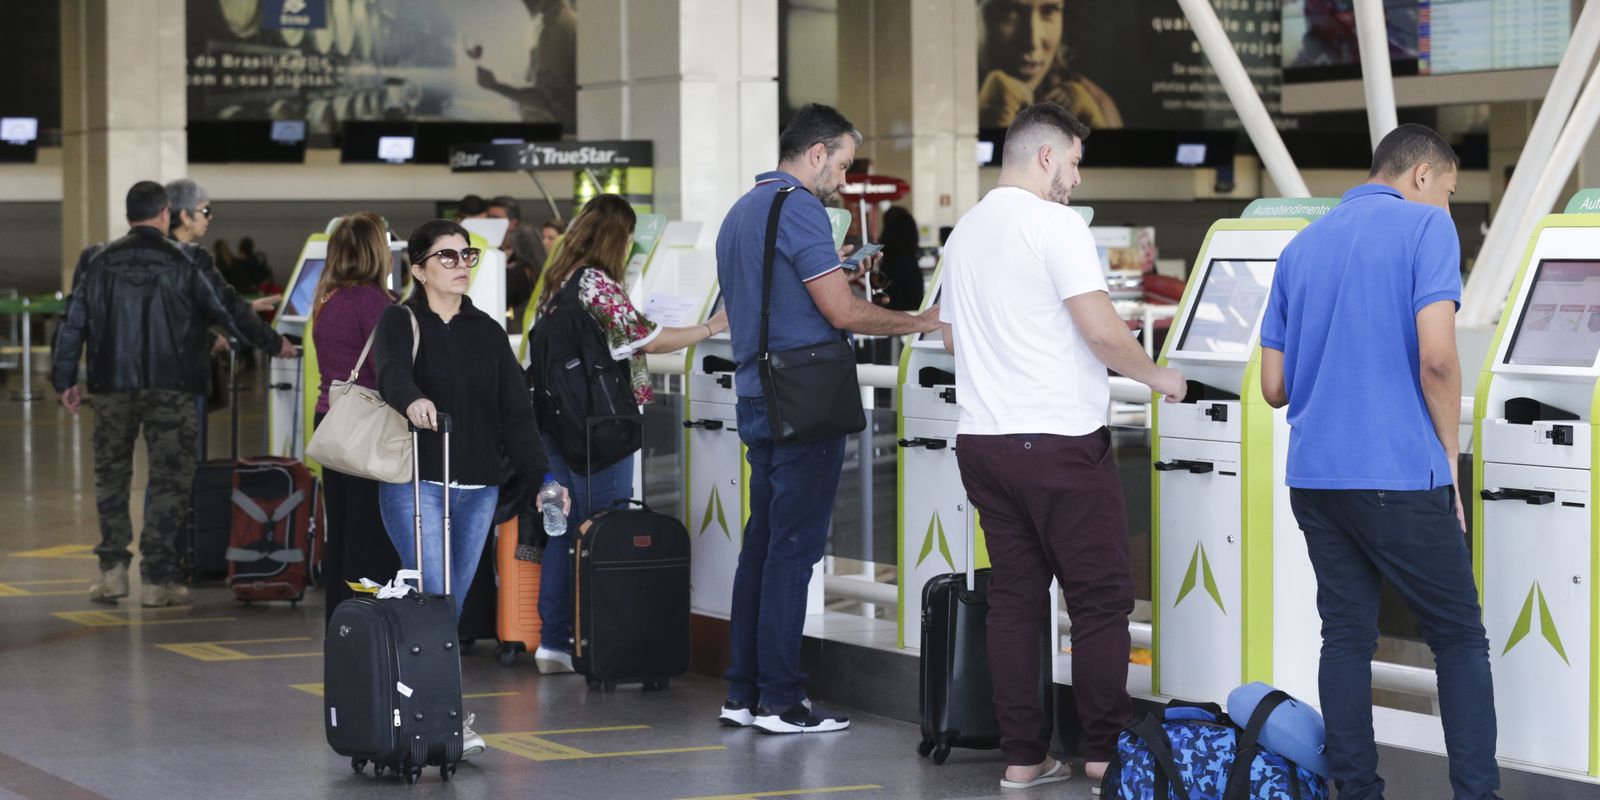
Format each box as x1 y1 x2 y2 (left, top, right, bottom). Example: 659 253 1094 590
931 745 950 765
404 766 423 784
497 645 517 667
440 763 456 782
585 676 604 691
916 740 934 758
372 764 387 777
351 758 367 774
642 679 669 692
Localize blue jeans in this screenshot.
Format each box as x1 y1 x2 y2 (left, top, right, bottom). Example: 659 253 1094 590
1291 487 1499 800
537 433 636 654
726 397 846 709
377 481 499 621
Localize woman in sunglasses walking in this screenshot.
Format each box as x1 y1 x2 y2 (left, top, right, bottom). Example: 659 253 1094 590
372 219 567 758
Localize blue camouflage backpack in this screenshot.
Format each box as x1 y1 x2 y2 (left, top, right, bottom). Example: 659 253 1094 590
1100 693 1329 800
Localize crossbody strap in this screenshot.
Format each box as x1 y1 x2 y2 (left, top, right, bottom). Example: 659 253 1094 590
346 304 418 382
1221 690 1295 800
758 186 796 360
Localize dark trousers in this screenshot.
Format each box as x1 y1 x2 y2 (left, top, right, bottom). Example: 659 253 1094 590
93 389 197 584
314 413 399 625
726 397 847 709
956 429 1134 764
538 432 636 654
1291 488 1499 800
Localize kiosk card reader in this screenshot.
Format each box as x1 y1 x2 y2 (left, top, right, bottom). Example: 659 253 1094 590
1152 209 1331 706
1474 205 1600 775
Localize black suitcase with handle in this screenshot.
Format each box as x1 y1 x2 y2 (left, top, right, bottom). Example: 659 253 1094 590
917 554 1052 764
571 500 691 691
324 417 464 784
184 344 240 583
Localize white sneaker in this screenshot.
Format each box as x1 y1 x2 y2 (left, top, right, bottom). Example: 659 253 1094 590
534 646 575 674
88 564 129 603
461 713 486 759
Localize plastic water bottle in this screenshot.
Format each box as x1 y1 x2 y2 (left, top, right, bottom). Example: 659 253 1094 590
538 474 567 537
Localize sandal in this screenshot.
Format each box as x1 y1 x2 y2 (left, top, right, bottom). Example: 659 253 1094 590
1000 758 1071 790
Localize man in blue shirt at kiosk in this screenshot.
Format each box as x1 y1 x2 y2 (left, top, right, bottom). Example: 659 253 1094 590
1260 124 1500 799
714 103 941 734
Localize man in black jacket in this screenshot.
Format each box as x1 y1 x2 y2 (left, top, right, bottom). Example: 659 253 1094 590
52 181 297 607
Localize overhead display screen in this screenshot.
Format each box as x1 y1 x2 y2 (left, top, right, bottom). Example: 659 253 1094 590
283 258 327 319
1282 0 1569 80
1175 259 1277 355
1505 260 1600 369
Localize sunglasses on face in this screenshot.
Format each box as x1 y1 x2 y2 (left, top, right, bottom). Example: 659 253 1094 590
195 207 213 219
420 247 482 270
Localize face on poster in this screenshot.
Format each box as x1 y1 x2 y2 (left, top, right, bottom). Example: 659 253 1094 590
186 0 579 135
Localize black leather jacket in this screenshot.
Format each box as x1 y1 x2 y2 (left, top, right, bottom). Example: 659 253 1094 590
51 226 284 395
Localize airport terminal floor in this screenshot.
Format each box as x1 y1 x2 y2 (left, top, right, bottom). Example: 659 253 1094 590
0 370 1099 800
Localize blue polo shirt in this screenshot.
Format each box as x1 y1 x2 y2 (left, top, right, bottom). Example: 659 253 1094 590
1260 184 1462 490
715 172 844 398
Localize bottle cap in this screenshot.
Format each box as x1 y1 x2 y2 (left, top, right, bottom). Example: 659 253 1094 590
544 472 556 484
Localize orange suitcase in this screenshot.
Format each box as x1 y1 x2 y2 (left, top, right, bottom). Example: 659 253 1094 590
494 517 542 666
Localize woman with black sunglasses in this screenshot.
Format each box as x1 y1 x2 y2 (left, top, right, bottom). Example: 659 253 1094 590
372 219 568 759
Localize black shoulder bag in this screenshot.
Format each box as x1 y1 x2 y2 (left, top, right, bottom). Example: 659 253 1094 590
756 186 866 444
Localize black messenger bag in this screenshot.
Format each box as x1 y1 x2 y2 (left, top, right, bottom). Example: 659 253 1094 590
755 186 866 444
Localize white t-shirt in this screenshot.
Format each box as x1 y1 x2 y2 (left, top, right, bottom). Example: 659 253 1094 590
939 187 1110 437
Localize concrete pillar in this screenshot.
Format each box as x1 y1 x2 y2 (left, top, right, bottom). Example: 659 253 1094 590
837 0 979 240
1487 101 1536 222
577 0 779 236
59 0 187 291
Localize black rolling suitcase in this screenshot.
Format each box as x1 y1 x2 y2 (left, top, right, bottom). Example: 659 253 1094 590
917 538 1053 765
572 500 691 691
324 417 464 784
184 344 241 584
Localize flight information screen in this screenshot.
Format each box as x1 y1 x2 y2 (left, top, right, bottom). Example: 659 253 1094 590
1282 0 1568 78
1505 260 1600 369
1175 259 1277 356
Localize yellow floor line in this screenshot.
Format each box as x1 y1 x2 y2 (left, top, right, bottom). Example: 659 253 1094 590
484 725 726 763
52 610 237 628
158 636 317 662
11 544 97 559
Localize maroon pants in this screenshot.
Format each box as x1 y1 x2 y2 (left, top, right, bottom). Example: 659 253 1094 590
956 429 1135 764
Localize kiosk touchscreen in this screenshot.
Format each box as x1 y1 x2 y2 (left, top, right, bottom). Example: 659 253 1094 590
1152 210 1329 707
1475 207 1600 775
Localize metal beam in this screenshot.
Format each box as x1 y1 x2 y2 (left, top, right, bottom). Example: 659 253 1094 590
1174 0 1310 197
1354 0 1399 148
1462 0 1600 325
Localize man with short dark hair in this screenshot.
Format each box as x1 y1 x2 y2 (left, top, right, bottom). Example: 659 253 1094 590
1261 123 1501 799
940 103 1185 789
488 195 521 225
53 181 297 607
457 194 490 221
714 103 941 734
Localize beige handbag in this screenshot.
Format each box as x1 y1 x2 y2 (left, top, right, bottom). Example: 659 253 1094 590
306 307 417 483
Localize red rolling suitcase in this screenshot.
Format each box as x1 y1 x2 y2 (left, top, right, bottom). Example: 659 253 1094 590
227 457 323 604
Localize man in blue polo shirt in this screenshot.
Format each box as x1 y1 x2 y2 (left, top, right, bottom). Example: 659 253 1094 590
1261 124 1500 799
714 103 941 734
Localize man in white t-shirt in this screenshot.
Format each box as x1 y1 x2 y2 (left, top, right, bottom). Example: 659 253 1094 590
939 103 1186 790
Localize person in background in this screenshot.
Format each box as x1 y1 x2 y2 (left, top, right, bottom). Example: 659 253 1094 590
373 219 568 758
488 195 521 227
212 239 237 284
52 181 297 608
940 103 1184 789
1260 124 1500 800
504 224 546 332
234 237 273 295
874 206 926 311
528 193 728 674
714 104 941 734
540 218 566 255
476 0 578 133
456 194 490 222
310 212 403 624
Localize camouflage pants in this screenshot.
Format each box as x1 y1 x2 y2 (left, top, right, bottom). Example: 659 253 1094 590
93 390 198 584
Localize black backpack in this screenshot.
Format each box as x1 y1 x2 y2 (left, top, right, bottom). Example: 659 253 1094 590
525 268 642 475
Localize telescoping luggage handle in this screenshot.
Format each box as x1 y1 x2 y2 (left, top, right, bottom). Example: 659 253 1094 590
409 414 453 596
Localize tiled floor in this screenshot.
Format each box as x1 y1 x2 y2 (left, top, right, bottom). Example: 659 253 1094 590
0 370 1101 799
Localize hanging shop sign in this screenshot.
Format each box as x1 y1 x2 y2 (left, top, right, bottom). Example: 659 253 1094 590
450 140 654 172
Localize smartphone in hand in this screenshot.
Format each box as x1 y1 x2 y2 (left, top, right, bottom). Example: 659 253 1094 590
841 242 883 272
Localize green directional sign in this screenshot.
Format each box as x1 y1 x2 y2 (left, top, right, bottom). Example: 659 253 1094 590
698 485 731 541
826 208 852 249
1503 582 1570 664
1174 542 1226 613
916 512 955 572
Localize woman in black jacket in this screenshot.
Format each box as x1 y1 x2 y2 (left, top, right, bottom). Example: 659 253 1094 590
373 220 566 758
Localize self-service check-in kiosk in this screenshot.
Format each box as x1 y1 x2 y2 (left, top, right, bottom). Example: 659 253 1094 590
1474 196 1600 775
1152 201 1335 705
895 207 1093 649
268 223 505 460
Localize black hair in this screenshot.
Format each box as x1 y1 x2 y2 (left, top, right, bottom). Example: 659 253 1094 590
1370 124 1460 179
880 206 920 257
406 219 473 306
1003 103 1090 168
490 195 521 222
779 103 862 163
458 194 489 217
125 181 168 223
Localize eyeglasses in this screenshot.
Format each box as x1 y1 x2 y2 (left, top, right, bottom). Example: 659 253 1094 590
420 247 482 270
197 207 213 219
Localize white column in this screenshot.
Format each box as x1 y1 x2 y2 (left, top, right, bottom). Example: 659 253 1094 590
60 0 188 290
577 0 778 236
1354 0 1398 149
838 0 979 237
